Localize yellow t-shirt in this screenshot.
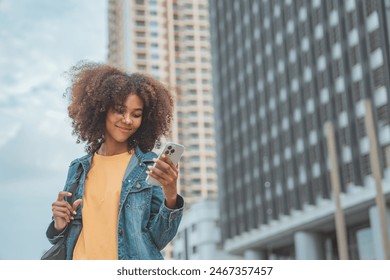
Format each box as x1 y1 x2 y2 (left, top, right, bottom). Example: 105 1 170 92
72 151 132 260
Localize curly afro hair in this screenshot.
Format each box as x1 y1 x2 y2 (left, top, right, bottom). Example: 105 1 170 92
65 61 174 154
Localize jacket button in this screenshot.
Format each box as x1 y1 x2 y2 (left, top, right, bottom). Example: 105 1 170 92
119 229 123 236
136 182 141 188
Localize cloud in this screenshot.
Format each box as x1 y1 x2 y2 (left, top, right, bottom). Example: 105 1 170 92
0 0 107 102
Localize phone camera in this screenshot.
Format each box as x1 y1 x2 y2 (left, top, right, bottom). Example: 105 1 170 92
167 145 172 150
164 150 170 155
171 149 175 154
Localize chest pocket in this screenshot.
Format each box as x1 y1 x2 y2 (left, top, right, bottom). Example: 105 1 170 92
126 180 153 209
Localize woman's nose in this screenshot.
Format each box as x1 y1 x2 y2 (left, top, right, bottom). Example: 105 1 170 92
122 114 132 124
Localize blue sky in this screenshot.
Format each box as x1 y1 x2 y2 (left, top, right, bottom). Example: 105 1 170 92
0 0 107 259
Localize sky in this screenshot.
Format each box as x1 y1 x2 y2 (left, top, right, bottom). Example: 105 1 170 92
0 0 107 259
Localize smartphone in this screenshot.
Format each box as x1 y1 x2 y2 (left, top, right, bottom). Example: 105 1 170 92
146 142 185 186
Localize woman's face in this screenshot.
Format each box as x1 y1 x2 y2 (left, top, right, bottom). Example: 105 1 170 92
104 93 144 147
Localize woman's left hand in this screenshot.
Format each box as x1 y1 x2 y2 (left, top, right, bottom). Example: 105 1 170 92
146 154 178 209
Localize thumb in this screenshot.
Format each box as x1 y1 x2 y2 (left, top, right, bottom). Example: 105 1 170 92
72 199 82 212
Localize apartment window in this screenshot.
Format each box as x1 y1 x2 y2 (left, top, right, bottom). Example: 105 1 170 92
345 0 356 12
348 29 359 47
352 64 363 82
192 179 201 184
289 49 297 63
299 166 307 184
370 48 384 69
291 78 299 92
366 11 380 33
294 108 302 122
299 7 307 21
287 20 295 34
332 43 342 59
136 21 145 27
301 37 309 52
375 87 388 107
205 132 213 139
315 24 324 40
335 77 345 93
304 67 312 82
329 10 339 26
309 130 318 145
191 156 200 161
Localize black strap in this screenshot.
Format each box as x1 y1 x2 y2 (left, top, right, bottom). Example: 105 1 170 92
65 164 83 206
62 164 83 235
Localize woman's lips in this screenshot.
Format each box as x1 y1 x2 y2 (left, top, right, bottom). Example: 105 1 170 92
116 125 131 132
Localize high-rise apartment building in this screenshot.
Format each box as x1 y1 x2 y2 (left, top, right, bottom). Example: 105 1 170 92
210 0 390 259
108 0 217 207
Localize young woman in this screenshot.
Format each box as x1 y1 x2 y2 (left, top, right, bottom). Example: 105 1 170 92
45 62 184 260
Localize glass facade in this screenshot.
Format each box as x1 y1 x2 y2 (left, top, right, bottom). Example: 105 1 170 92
210 0 390 259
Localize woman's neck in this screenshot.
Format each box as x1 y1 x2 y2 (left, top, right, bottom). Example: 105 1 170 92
97 142 129 156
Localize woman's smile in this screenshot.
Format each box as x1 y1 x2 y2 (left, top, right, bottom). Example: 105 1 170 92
115 125 132 132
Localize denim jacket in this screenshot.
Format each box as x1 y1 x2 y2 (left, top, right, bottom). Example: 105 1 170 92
45 146 184 260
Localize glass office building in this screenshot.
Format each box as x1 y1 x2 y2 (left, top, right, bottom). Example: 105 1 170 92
210 0 390 259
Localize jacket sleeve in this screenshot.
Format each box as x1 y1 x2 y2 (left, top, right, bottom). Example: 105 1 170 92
46 221 69 245
147 186 184 250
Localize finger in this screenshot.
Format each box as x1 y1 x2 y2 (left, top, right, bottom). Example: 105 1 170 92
53 210 72 223
153 157 177 175
148 163 168 178
52 200 74 213
72 199 82 215
159 154 176 169
146 169 166 185
57 191 72 201
52 205 71 216
147 165 177 184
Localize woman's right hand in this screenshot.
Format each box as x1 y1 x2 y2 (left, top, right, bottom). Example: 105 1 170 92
51 191 82 231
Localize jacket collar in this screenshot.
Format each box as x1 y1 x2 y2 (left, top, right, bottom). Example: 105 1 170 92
73 146 156 180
